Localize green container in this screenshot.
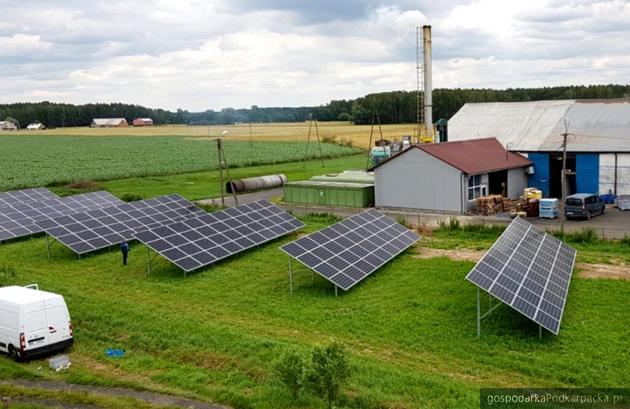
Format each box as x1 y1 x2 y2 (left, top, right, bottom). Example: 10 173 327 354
310 170 374 184
284 181 374 208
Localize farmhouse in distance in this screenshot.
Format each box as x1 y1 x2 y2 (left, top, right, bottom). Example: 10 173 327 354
90 118 128 127
133 118 154 126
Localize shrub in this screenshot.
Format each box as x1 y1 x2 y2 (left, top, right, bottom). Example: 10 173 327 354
620 235 630 246
274 347 308 400
121 193 144 202
0 266 17 286
553 228 600 244
308 342 351 409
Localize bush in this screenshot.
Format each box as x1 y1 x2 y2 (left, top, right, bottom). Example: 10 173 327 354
0 266 17 286
620 235 630 246
308 342 351 409
274 347 308 400
121 193 144 202
553 228 600 244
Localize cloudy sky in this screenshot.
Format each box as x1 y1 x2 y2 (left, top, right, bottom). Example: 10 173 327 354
1 0 629 111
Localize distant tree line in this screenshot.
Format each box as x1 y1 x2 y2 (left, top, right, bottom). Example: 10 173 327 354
2 84 629 128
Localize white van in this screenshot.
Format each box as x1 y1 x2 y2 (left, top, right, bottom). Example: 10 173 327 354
0 285 73 360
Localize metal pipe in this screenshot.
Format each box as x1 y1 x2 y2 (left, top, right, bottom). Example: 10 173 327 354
422 25 433 139
226 174 287 194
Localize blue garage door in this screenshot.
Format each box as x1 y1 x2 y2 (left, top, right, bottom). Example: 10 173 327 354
576 154 599 194
527 153 550 197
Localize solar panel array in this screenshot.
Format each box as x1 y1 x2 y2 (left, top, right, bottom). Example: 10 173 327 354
134 200 304 272
280 209 420 291
0 191 124 242
37 194 206 254
0 188 58 207
466 217 576 334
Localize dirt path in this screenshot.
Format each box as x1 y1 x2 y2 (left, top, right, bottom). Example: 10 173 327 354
414 247 630 281
1 379 230 409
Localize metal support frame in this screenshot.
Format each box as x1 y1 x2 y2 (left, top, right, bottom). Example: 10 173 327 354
477 288 545 339
287 256 337 296
476 288 503 337
146 247 160 276
45 234 53 260
288 257 293 294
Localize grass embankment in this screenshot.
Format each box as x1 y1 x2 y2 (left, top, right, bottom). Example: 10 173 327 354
50 154 366 201
427 219 630 265
0 215 628 409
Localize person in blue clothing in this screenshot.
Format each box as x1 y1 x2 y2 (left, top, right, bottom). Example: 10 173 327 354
120 240 129 266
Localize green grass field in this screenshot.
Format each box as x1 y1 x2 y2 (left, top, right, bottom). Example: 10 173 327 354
0 215 628 409
0 135 360 190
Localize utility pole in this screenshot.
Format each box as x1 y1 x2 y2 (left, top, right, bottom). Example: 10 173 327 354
217 138 226 207
560 120 572 234
216 138 238 207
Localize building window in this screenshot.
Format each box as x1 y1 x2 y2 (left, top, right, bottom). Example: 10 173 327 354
468 175 486 200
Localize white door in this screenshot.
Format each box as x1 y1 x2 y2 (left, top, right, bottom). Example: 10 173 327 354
45 305 69 345
24 309 48 351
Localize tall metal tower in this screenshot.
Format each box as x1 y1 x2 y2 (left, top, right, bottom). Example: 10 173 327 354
416 27 424 138
416 25 434 143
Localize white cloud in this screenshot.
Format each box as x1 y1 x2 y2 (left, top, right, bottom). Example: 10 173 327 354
0 0 629 110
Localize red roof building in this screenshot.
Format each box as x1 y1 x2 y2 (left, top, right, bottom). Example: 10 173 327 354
373 138 532 213
132 118 154 126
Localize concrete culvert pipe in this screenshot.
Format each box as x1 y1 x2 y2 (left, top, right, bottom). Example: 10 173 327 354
226 174 287 194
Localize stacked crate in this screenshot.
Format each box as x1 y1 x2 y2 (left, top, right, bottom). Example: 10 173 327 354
539 198 559 219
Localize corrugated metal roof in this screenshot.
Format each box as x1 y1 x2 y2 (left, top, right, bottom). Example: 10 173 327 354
92 118 127 126
372 137 531 175
448 99 630 152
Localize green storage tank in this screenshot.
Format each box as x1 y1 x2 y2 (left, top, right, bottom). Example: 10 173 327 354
283 181 374 208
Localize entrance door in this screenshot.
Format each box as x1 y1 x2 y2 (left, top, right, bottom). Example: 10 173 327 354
488 170 508 196
549 154 576 198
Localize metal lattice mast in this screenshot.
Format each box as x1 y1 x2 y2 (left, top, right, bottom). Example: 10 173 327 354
416 27 425 140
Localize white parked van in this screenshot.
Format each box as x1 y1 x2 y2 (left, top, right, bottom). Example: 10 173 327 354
0 285 73 360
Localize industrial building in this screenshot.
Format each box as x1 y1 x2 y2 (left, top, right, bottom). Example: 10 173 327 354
91 118 128 127
448 99 630 197
373 138 531 213
133 118 154 126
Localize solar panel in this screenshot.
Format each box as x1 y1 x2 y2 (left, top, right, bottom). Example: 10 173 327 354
134 200 304 273
37 194 206 254
280 209 420 291
466 217 577 335
0 191 124 242
0 188 58 207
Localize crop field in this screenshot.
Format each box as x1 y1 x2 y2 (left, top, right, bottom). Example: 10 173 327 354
0 216 628 409
0 135 360 191
15 122 418 149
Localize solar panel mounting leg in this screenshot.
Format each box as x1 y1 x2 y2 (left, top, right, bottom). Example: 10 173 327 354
288 257 293 294
477 288 481 338
46 234 51 260
539 325 542 340
147 246 151 276
335 285 338 297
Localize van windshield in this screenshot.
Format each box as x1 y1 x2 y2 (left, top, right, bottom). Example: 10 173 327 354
566 198 583 206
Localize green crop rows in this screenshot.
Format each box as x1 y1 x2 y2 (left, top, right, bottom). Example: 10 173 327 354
0 136 360 190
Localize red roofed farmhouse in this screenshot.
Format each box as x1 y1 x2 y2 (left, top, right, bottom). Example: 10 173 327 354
372 138 532 213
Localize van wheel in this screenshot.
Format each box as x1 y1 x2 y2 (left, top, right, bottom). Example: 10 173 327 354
8 346 21 362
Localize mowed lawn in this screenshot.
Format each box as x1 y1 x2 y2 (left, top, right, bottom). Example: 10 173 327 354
0 215 627 409
16 122 417 149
